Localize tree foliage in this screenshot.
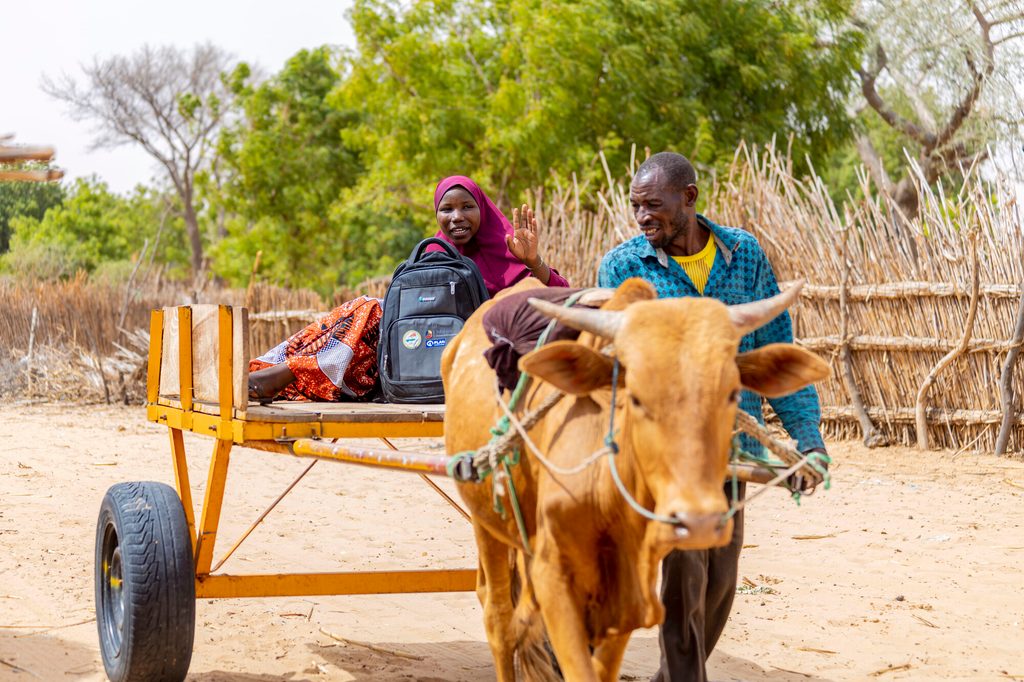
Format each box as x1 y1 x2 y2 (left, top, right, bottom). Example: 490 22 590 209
338 0 862 216
43 43 235 275
2 179 186 280
208 48 419 293
0 180 65 254
849 0 1024 215
17 3 875 290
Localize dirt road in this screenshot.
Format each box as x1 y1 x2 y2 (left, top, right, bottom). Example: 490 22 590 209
1 403 1022 681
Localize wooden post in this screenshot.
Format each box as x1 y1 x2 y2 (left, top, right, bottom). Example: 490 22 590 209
25 307 37 396
995 276 1024 455
194 438 232 574
178 307 193 412
0 169 64 182
0 145 56 162
837 225 887 447
244 250 262 310
915 230 981 450
217 305 233 422
146 310 164 405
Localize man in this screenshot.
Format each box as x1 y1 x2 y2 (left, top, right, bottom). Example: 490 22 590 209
598 151 827 682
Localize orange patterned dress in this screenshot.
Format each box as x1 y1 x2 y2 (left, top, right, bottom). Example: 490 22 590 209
249 296 383 401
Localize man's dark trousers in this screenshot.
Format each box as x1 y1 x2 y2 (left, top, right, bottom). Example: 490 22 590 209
651 482 745 682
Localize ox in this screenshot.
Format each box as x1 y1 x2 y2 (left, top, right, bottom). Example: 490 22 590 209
441 277 828 681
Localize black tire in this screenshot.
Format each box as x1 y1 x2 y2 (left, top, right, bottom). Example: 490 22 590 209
95 481 195 682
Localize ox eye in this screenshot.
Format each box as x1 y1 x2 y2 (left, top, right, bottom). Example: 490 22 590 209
728 389 741 403
630 395 644 410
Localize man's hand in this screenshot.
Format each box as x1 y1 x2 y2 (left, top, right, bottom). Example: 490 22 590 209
506 204 541 268
788 447 829 494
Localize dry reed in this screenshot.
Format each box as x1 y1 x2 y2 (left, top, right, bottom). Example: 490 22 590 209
0 274 326 402
3 141 1022 454
534 142 1024 453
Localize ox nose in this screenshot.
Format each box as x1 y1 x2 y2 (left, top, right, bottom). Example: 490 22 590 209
669 511 730 547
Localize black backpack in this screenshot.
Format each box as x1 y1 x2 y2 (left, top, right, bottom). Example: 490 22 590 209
377 237 489 403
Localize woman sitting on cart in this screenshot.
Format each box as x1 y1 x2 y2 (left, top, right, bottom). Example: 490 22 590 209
247 175 569 402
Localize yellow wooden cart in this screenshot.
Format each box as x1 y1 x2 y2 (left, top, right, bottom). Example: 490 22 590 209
93 303 786 682
93 305 474 682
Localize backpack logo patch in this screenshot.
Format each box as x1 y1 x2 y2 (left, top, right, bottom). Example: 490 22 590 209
402 330 422 349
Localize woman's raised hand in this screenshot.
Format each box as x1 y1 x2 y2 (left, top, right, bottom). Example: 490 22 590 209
506 204 541 268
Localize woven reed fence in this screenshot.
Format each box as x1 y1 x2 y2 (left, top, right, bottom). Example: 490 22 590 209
0 275 325 402
0 265 397 402
534 144 1024 454
712 145 1023 453
3 143 1022 453
244 276 393 355
0 276 327 355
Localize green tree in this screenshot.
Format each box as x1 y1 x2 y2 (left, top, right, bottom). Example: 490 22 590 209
0 180 65 253
339 0 863 221
2 178 186 279
209 48 415 293
43 43 235 275
848 0 1024 216
202 1 862 290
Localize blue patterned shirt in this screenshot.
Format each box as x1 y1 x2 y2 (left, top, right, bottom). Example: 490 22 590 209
598 214 825 457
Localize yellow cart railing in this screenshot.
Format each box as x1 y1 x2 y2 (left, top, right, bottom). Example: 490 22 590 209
93 304 472 682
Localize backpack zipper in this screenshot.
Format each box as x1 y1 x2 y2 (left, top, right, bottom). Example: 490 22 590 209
450 281 456 295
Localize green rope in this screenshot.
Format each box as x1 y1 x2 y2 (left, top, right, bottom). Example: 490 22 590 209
503 460 532 556
805 450 832 489
726 431 833 508
448 288 834 534
445 451 472 479
445 289 591 484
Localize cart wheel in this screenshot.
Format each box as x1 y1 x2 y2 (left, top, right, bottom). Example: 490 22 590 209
95 482 195 682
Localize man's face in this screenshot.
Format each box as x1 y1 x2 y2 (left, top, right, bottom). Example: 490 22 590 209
629 169 696 250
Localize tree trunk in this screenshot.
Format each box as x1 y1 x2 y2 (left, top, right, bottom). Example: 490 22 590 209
854 134 894 195
182 186 204 276
893 176 919 219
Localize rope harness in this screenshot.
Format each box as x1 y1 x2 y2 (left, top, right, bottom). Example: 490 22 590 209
446 291 593 555
446 293 832 554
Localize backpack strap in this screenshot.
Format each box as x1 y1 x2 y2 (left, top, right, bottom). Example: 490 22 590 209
408 237 461 262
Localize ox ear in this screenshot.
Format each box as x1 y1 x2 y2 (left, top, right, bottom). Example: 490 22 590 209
736 343 830 398
520 341 616 395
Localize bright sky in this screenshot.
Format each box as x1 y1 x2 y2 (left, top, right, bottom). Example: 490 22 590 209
1 0 356 194
3 2 1022 207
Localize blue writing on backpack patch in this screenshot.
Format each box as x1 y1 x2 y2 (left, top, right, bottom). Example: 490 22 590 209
425 337 448 348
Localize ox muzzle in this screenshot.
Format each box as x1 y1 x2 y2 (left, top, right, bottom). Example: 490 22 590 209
664 509 733 549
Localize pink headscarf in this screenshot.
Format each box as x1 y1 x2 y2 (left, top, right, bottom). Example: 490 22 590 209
431 175 568 297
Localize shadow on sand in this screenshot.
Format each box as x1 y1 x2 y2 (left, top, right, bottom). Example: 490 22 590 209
709 650 838 682
170 635 844 682
0 629 101 678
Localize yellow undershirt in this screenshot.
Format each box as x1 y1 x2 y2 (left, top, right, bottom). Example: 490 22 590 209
672 234 717 295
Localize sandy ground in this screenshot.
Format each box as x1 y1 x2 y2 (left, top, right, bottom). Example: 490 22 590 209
0 403 1022 682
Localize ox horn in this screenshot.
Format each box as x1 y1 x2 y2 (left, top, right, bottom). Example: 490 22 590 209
728 279 805 336
528 297 624 339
